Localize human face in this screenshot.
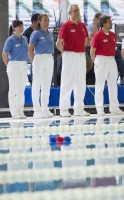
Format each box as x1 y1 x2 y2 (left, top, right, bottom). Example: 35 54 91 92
33 20 39 29
105 19 112 30
14 24 23 34
94 17 100 25
40 16 49 30
70 5 80 20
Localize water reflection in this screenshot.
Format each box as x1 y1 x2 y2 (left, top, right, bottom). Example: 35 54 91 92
1 175 124 194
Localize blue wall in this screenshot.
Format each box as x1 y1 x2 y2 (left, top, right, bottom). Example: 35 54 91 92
25 85 124 107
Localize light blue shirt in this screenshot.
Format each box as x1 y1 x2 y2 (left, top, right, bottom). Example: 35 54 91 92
30 28 54 54
3 35 29 61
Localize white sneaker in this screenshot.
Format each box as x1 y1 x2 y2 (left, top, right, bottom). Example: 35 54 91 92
74 110 90 116
97 111 105 116
42 110 54 118
60 110 71 117
111 109 124 115
33 112 43 119
12 115 22 119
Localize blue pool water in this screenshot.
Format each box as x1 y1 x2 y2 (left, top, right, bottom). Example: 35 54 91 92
0 115 124 199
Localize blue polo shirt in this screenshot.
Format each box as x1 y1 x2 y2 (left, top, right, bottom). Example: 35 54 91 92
3 35 28 61
30 28 54 54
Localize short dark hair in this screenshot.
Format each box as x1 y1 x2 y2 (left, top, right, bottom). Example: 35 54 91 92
31 13 40 23
94 12 102 19
99 15 111 28
12 19 23 28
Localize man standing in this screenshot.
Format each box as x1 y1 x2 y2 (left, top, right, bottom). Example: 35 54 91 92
23 13 40 43
56 4 90 117
90 15 123 116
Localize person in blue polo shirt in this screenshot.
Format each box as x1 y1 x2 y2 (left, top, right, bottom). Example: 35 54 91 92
28 14 54 118
2 20 28 119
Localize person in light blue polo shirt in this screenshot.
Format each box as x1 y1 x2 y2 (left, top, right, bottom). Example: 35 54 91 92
28 14 54 118
2 20 28 119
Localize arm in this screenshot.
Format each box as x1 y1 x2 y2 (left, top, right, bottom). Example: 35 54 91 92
56 38 64 53
2 52 9 66
85 36 90 46
121 49 124 59
83 23 90 46
90 47 96 62
28 42 35 63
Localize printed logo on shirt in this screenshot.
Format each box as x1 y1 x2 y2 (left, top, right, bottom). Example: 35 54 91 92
40 37 45 40
71 29 75 32
15 44 21 47
103 39 108 42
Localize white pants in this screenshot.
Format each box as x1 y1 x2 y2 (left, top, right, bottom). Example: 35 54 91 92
60 52 86 111
32 54 53 112
94 55 119 113
7 61 27 117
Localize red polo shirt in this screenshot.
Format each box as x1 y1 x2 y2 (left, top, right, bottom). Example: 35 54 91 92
58 20 88 53
91 30 116 56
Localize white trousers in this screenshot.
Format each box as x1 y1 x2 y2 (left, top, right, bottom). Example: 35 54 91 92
7 61 27 117
32 54 53 112
94 55 119 113
60 52 86 111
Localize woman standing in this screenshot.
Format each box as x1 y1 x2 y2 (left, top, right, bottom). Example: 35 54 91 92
2 20 28 119
28 14 54 118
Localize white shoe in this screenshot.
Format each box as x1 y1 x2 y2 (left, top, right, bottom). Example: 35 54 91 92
97 111 105 116
111 109 124 115
60 110 71 117
12 115 22 119
42 110 54 118
33 112 43 119
74 110 90 116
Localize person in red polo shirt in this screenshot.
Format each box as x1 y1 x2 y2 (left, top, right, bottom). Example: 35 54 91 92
90 15 123 116
56 4 90 117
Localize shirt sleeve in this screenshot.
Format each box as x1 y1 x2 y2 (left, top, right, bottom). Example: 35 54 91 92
30 31 38 45
91 33 99 49
82 23 89 37
58 24 66 39
3 38 13 53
